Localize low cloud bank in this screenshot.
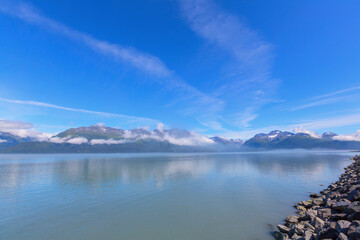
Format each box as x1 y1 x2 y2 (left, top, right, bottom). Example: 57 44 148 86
0 119 52 141
333 130 360 142
47 127 215 146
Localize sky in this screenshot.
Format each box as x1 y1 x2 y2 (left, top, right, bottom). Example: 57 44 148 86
0 0 360 139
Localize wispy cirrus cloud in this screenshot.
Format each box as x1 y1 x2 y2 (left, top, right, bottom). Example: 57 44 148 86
292 93 360 111
312 86 360 100
0 97 159 125
0 0 222 119
0 1 171 78
0 0 277 133
290 86 360 111
179 0 277 128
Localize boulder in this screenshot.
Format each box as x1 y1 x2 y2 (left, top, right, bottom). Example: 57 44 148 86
332 201 350 212
286 215 299 225
318 208 332 219
335 220 351 233
327 191 341 199
312 217 325 229
313 198 324 206
330 213 347 221
346 201 360 214
274 231 288 240
316 227 338 239
303 230 313 240
347 225 360 239
307 210 318 222
347 189 360 201
349 211 360 220
296 205 307 213
277 224 291 234
301 200 314 208
294 224 305 236
310 193 320 198
337 232 349 240
304 222 315 231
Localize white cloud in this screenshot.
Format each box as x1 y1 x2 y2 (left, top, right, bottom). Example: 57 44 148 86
0 119 53 140
0 97 158 125
67 137 88 144
333 130 360 142
179 0 277 128
0 119 32 129
292 94 360 111
0 139 7 143
0 1 171 78
49 136 68 143
156 122 165 132
292 127 320 138
0 1 222 124
313 86 360 100
163 132 214 146
90 139 127 145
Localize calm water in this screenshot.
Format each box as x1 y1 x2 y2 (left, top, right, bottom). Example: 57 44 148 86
0 151 354 240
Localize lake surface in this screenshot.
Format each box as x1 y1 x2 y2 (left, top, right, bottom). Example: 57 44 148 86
0 151 354 240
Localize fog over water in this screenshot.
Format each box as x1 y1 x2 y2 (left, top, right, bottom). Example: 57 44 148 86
0 151 354 240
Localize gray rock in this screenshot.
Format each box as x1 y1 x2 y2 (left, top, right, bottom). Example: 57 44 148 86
277 224 291 233
313 198 324 206
346 201 360 214
310 193 320 198
347 189 360 201
348 184 360 192
327 191 341 199
286 215 299 224
318 208 332 219
347 225 360 239
326 199 337 207
304 222 315 231
337 232 349 240
294 224 305 236
330 213 347 221
296 205 307 213
303 230 313 240
307 210 318 222
312 217 325 229
316 227 338 239
332 201 350 212
301 200 313 208
335 220 351 233
291 233 302 239
349 210 360 220
274 231 288 240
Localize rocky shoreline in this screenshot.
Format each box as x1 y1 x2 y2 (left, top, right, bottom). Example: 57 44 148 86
274 155 360 240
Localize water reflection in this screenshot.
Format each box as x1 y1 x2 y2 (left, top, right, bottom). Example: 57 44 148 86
0 151 352 189
0 151 354 240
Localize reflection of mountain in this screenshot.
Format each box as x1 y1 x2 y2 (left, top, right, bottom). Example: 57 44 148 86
0 152 350 189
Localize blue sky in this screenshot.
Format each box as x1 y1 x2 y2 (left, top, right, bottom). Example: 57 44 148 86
0 0 360 139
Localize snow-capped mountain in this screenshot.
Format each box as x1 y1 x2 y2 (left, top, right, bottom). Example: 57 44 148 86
243 130 360 149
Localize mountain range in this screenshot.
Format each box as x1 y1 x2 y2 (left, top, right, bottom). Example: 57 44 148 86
0 125 359 153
